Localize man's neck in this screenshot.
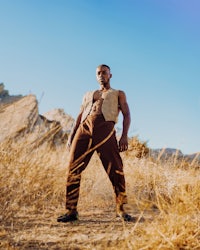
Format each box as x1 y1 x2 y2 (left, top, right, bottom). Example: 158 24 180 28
100 88 109 92
100 86 111 92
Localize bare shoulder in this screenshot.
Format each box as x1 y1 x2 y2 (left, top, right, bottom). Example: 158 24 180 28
118 90 128 103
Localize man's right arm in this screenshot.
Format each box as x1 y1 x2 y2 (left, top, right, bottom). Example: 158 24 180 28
67 111 83 149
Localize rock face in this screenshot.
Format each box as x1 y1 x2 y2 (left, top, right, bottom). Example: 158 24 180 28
0 95 37 143
43 109 74 133
0 87 69 151
0 85 72 169
0 83 22 106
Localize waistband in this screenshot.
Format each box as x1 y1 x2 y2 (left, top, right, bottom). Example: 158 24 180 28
85 114 115 125
86 114 105 121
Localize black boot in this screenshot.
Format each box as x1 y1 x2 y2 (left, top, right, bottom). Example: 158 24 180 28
116 203 137 222
57 211 78 223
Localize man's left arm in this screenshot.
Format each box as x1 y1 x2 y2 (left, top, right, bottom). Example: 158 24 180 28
118 90 131 152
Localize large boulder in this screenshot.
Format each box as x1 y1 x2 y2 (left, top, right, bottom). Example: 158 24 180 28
0 94 68 149
43 108 74 133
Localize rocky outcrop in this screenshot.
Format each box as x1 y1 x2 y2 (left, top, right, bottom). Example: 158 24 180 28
0 84 74 170
43 109 74 133
0 93 68 150
0 83 22 106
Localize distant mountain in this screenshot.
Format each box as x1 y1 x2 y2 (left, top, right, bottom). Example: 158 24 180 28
151 148 183 157
150 148 200 165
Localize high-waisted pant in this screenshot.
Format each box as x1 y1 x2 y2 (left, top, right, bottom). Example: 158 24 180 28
65 114 127 210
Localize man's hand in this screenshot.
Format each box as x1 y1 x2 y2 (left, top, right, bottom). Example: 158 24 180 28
66 136 72 151
118 135 128 152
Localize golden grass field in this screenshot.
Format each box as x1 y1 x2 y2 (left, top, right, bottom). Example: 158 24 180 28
0 137 200 250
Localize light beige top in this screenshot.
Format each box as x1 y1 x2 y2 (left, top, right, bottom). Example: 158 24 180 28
80 88 119 123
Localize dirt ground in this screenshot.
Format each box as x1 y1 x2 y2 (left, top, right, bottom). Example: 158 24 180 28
0 207 158 250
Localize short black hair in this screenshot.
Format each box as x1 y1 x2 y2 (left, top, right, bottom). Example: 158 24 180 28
97 64 111 71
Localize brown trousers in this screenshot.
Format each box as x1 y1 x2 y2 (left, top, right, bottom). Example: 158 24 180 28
66 114 127 210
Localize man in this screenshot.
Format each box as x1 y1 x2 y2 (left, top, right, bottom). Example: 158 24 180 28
57 64 132 222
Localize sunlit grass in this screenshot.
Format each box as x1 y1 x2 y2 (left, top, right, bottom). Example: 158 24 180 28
0 136 199 249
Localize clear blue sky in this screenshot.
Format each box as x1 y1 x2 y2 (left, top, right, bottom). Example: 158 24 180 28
0 0 200 154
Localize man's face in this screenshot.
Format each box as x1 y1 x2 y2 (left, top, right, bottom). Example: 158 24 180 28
96 66 112 88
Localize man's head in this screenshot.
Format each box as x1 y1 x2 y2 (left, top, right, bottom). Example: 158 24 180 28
96 64 112 89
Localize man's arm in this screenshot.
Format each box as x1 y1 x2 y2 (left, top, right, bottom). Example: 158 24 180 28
118 90 131 152
67 110 83 149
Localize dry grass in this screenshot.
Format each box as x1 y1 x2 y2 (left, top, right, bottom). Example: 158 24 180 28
0 137 200 250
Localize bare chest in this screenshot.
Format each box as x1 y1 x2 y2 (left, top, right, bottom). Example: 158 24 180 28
93 90 104 102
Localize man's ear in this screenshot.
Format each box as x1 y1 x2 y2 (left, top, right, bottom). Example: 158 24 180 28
110 73 112 78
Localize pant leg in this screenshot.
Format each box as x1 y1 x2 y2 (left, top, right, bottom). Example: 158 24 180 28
93 117 127 205
66 120 94 210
